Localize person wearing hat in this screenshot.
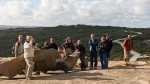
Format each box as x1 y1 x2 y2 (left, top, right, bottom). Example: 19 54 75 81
123 35 134 66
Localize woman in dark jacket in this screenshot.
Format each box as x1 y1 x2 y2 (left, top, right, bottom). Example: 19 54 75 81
62 37 75 58
98 37 108 69
75 40 86 70
49 38 58 50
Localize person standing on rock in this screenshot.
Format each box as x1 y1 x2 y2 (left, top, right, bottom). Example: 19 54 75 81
88 34 99 69
49 38 58 50
123 35 134 66
98 37 108 69
75 40 86 71
104 34 113 65
14 35 24 58
24 36 35 80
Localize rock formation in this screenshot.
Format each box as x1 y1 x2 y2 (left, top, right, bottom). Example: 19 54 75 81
0 49 79 79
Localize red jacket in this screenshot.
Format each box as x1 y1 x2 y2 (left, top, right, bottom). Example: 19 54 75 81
123 39 133 50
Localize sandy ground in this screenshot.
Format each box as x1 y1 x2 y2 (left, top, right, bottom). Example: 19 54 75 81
0 60 150 84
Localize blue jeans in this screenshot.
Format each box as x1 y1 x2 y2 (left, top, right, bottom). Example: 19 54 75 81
90 51 97 67
99 51 108 69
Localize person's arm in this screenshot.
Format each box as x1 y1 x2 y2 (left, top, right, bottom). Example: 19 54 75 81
95 39 99 46
15 43 19 58
55 43 58 50
72 44 76 52
83 46 86 54
110 40 113 48
62 43 67 49
123 39 127 47
88 40 94 46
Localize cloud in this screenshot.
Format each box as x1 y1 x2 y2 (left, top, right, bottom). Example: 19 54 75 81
0 0 150 28
0 0 34 25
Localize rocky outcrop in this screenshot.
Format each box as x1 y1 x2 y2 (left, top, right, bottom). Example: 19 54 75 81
0 49 79 79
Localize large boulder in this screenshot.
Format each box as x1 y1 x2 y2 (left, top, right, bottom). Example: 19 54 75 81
0 49 58 79
0 49 79 79
0 56 26 79
33 49 60 71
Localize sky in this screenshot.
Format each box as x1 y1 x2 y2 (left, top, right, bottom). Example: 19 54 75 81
0 0 150 28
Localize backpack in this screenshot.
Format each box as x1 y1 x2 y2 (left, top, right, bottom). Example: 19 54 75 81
12 42 20 54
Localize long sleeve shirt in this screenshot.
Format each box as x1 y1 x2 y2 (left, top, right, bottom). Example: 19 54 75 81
24 41 35 59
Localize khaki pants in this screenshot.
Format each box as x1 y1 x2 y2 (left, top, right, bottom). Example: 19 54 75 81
124 49 131 62
25 57 34 78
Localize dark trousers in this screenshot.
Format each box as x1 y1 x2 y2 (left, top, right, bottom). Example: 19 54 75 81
79 54 86 69
99 51 108 69
90 51 98 67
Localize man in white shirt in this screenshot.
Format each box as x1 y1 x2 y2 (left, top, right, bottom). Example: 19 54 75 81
24 36 35 80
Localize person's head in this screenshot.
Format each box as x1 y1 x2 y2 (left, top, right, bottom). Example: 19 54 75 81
77 40 81 45
44 41 49 47
18 35 23 42
104 34 109 40
128 35 132 39
26 36 33 42
101 36 106 43
91 34 95 40
66 37 72 43
50 38 54 43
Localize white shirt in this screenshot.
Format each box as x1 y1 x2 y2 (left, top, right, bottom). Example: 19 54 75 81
24 41 35 59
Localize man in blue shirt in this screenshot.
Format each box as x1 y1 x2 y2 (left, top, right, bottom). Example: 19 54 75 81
89 34 99 69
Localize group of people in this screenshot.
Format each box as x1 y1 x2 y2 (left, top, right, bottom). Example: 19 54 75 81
13 33 133 80
88 34 113 69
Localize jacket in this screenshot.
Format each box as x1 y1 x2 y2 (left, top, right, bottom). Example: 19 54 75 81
123 38 133 50
89 39 99 52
